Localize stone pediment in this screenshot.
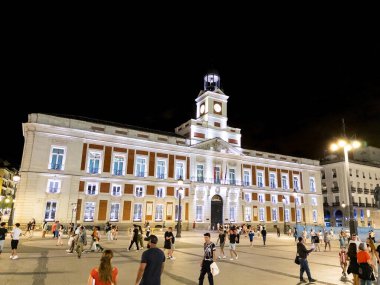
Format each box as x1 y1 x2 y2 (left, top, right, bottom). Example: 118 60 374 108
191 138 242 155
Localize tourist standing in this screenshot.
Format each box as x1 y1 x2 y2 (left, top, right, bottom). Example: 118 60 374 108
347 242 359 285
229 227 238 260
42 220 48 238
134 235 165 285
261 226 267 246
164 227 175 260
198 232 216 285
76 226 87 258
0 222 8 256
56 224 64 246
87 249 118 285
357 242 375 284
276 227 280 237
324 230 331 251
10 223 23 260
216 229 226 259
297 236 316 283
248 229 255 247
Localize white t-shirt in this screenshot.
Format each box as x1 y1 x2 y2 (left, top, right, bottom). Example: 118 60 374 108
12 228 23 240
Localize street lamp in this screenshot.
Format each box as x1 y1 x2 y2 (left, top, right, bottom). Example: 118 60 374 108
293 189 299 231
70 203 77 225
8 173 20 227
330 139 361 236
176 177 184 238
282 195 287 234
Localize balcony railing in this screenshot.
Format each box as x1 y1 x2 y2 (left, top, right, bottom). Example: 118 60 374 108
48 187 59 193
322 189 327 194
156 173 167 179
323 202 329 207
331 187 340 193
113 169 123 176
50 163 63 170
364 188 369 194
88 167 99 174
359 203 365 207
366 203 372 208
371 189 375 195
136 172 147 178
351 187 357 193
357 188 363 194
191 177 243 186
353 202 359 207
332 202 340 206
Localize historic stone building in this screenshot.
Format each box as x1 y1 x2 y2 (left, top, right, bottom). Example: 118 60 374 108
15 73 323 230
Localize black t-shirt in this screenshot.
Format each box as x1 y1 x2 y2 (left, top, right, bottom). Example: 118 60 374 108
140 247 165 285
0 228 7 240
219 233 226 244
164 231 174 245
261 229 267 236
204 242 216 260
229 233 237 243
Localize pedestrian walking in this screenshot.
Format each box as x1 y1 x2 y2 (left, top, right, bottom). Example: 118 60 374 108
56 224 64 246
276 227 280 237
261 226 267 246
297 236 316 283
294 227 298 242
339 246 348 278
10 223 23 260
216 229 226 259
134 235 165 285
76 226 87 258
87 249 118 285
198 232 216 285
42 220 48 238
163 227 175 260
128 225 140 251
347 242 359 285
324 230 331 251
228 227 238 260
357 242 375 284
248 229 255 247
0 222 8 256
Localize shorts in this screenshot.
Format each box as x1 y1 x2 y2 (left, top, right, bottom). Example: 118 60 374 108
229 243 236 250
220 242 225 249
0 240 4 252
11 240 19 250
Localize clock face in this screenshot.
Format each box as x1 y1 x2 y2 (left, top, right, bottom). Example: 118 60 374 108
213 103 222 113
200 104 205 114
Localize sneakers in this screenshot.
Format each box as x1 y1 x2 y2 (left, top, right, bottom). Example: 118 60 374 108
309 278 316 282
169 256 176 260
300 279 306 283
235 255 238 260
12 255 18 260
218 256 221 259
230 258 234 261
223 256 226 259
9 255 13 259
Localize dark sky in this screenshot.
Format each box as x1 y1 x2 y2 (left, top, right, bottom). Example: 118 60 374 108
2 32 380 166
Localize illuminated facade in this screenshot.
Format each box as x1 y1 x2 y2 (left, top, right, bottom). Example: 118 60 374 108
15 73 323 229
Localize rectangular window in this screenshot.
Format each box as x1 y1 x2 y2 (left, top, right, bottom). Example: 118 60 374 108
259 208 265 222
296 209 301 222
244 193 251 202
309 177 316 192
110 203 120 221
311 197 317 206
47 179 61 193
258 194 265 203
230 206 236 222
156 160 166 179
272 208 277 221
133 204 142 221
243 171 250 186
245 207 251 221
196 205 203 222
135 186 144 197
135 157 146 177
176 162 184 180
214 166 221 184
281 174 288 189
257 172 264 187
269 172 276 189
49 147 65 170
88 152 101 174
283 195 290 205
112 184 122 196
293 176 299 190
86 183 98 195
175 205 182 221
155 205 163 221
285 209 290 222
197 165 204 182
156 187 165 198
84 202 95 221
271 195 277 204
229 169 236 185
312 210 317 223
113 156 125 176
44 201 57 221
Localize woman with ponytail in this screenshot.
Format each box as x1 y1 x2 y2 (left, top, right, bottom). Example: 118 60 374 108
88 249 118 285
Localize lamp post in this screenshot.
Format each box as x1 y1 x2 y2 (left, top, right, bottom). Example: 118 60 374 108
70 203 77 225
342 201 346 227
8 173 20 227
293 190 298 232
330 139 361 235
176 177 184 238
282 195 287 234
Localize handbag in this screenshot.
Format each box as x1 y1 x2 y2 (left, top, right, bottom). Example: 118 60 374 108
210 262 220 276
358 263 375 281
294 255 300 265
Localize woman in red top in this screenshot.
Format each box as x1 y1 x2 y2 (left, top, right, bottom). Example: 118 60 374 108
356 243 374 285
88 249 118 285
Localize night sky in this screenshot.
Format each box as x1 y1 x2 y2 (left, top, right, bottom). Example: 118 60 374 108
2 34 380 167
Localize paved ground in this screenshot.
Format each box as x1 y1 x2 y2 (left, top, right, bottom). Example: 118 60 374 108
0 230 353 285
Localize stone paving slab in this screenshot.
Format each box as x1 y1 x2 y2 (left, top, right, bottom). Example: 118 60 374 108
0 231 355 285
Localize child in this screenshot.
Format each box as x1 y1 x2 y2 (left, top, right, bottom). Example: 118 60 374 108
339 246 348 277
248 229 255 247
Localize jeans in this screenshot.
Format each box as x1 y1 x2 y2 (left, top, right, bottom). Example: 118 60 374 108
199 260 213 285
299 258 312 280
360 280 372 285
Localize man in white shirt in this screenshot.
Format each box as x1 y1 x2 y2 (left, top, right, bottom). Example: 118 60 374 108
10 223 22 260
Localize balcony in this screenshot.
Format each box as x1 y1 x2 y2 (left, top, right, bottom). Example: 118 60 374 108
50 163 63 170
113 169 123 176
322 189 327 194
351 187 357 193
190 177 244 186
357 188 363 194
364 188 369 194
353 202 358 207
88 167 99 174
323 202 330 207
332 202 340 206
366 203 373 208
359 203 365 207
135 172 147 178
331 187 340 193
371 189 375 195
156 173 167 179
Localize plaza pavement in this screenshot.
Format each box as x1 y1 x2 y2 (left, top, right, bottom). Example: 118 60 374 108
0 230 352 285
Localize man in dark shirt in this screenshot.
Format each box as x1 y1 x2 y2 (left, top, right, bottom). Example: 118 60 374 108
0 222 8 255
297 237 316 283
199 232 216 285
229 228 238 260
261 226 267 246
135 235 165 285
129 225 140 251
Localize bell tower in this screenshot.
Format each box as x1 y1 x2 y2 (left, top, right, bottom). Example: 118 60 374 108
176 72 241 146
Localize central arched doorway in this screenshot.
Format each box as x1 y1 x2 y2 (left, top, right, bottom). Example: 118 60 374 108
211 195 223 230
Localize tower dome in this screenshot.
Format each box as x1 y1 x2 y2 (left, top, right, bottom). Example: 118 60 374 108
203 71 220 91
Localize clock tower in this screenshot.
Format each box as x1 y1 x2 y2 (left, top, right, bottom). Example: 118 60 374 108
176 72 241 146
